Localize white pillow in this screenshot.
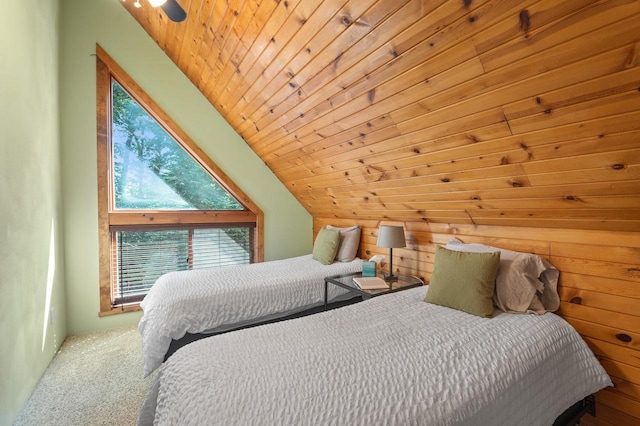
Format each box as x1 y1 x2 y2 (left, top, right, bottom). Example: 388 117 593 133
445 238 559 314
326 225 361 262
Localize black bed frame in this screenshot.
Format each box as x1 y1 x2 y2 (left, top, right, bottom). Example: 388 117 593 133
553 394 596 426
163 296 361 362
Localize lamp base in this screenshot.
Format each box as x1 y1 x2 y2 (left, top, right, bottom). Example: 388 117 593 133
384 274 399 283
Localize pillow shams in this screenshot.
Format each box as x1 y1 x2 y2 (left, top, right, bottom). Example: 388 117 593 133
326 225 361 262
424 246 500 318
445 238 560 314
312 228 341 265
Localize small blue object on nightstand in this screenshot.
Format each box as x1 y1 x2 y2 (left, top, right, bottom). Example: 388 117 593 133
362 261 376 277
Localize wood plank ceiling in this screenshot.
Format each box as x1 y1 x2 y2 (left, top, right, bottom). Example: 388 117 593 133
120 0 640 232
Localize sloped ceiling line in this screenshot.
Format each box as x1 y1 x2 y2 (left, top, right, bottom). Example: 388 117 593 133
121 0 640 232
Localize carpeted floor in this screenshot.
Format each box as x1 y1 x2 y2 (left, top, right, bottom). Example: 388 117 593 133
14 326 155 426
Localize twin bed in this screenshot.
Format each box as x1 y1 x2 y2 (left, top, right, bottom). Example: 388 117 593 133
139 224 364 376
139 286 611 425
139 254 363 375
137 229 612 425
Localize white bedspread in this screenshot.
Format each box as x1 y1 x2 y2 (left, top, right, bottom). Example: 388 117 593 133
139 286 611 425
139 255 363 376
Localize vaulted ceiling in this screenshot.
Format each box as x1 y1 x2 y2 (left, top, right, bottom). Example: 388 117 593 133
120 0 640 232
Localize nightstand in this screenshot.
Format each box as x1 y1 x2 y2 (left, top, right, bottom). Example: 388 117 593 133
324 271 423 310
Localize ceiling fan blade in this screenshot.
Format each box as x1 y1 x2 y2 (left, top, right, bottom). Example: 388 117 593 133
161 0 187 22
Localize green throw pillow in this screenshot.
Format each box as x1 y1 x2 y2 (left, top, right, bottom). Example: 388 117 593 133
424 246 500 318
312 228 340 265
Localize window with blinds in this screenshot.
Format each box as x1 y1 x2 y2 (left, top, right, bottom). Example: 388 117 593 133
96 47 262 315
111 226 253 305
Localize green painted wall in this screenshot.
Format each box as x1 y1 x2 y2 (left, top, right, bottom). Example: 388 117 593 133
59 0 312 335
0 1 67 424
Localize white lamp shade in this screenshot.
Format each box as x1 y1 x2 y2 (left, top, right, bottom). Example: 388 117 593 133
376 225 406 248
148 0 168 7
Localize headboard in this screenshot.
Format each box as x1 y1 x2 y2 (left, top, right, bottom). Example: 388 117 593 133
314 218 640 425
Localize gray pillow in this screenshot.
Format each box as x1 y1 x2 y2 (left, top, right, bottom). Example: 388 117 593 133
312 228 340 265
424 246 500 318
326 225 361 262
445 238 560 314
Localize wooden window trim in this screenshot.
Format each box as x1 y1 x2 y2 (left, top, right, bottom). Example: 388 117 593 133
96 44 263 316
107 211 257 228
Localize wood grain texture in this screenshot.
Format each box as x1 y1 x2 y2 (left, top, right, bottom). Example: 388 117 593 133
118 0 640 421
119 0 640 234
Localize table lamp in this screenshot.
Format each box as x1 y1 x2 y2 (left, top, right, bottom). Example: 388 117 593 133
376 225 406 282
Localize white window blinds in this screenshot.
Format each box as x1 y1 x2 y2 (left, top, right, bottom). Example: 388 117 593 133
111 225 254 306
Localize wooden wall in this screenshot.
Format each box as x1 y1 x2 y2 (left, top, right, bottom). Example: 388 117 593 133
122 0 640 234
120 0 640 423
315 218 640 425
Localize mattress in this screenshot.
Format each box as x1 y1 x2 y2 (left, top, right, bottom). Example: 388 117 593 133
139 286 612 425
139 254 363 376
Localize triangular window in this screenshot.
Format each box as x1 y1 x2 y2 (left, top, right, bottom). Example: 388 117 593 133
96 45 263 315
111 80 243 211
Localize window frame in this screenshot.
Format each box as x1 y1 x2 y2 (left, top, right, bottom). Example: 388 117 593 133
96 44 263 316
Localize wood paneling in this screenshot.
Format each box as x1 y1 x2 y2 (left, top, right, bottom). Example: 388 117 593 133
120 0 640 422
121 0 640 234
315 218 640 423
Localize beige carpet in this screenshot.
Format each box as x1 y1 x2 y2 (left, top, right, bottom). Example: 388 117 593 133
14 326 155 426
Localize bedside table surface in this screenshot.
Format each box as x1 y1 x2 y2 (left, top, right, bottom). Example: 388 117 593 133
325 271 423 298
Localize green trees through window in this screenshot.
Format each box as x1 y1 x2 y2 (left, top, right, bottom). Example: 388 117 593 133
109 80 253 305
111 80 243 211
96 46 262 314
